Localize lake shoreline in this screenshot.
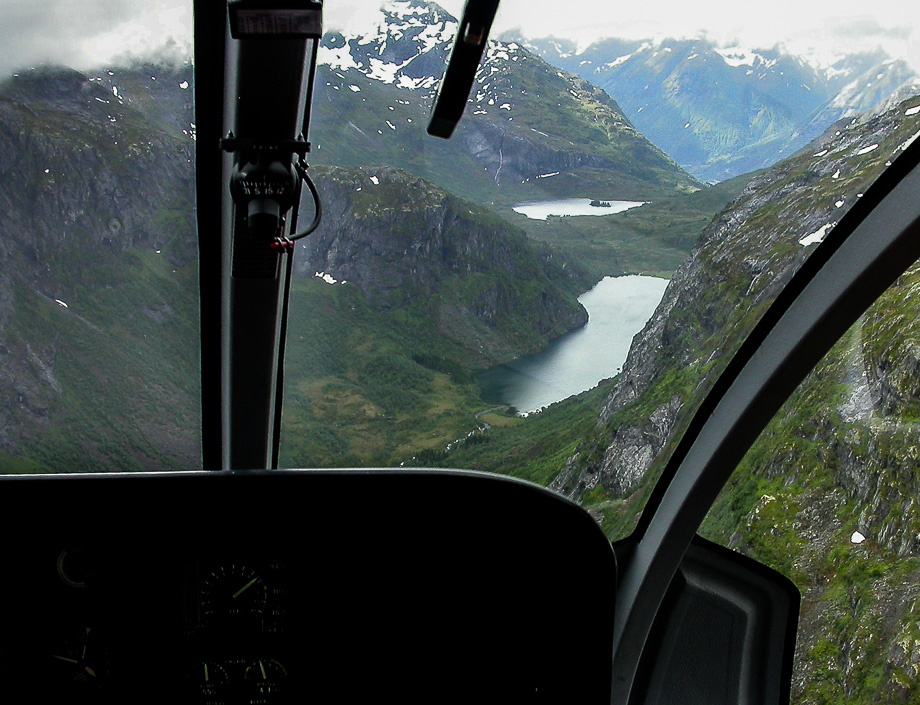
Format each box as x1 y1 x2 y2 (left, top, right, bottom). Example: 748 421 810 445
477 275 668 413
513 197 647 220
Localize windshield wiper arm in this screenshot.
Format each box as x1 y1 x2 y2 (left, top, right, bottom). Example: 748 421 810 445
427 0 500 139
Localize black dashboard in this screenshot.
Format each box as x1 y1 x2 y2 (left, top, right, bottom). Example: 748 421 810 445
0 469 617 704
2 546 299 703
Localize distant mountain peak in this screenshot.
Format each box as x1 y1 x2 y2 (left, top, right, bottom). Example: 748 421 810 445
380 0 455 22
319 0 456 90
514 33 917 181
314 3 697 198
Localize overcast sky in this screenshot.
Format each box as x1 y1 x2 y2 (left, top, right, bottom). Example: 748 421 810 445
0 0 917 76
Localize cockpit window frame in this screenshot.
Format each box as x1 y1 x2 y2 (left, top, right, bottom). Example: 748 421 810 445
609 130 920 701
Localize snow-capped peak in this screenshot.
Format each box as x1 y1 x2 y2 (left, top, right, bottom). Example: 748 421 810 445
319 0 457 90
714 46 777 70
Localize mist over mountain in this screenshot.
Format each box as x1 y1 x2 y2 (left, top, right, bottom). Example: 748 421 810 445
515 34 919 181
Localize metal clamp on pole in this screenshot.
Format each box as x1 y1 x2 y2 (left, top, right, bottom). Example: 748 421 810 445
219 135 312 156
228 0 323 38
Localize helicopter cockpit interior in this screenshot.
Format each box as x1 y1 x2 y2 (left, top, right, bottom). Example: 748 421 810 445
1 1 918 703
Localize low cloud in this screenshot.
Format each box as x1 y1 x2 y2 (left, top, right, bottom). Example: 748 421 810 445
829 17 910 41
2 0 917 78
0 0 191 76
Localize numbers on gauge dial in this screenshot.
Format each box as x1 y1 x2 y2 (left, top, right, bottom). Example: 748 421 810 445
200 564 267 619
245 658 287 695
192 661 229 698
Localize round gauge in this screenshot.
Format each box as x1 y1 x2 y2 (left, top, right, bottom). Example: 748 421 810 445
200 564 268 620
191 661 230 700
56 549 87 588
48 626 110 691
245 659 287 702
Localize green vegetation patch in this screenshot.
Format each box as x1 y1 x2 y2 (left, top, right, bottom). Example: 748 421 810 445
509 174 749 280
418 380 616 487
7 243 200 472
279 278 485 467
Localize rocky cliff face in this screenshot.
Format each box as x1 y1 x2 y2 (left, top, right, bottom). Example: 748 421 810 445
554 97 920 703
299 166 588 365
716 265 920 705
556 100 920 503
0 66 199 470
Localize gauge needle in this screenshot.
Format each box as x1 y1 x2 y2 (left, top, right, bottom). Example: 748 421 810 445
233 576 259 599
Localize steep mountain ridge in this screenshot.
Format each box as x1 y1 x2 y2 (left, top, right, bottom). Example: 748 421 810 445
0 66 199 470
557 97 920 506
553 97 920 703
297 165 589 364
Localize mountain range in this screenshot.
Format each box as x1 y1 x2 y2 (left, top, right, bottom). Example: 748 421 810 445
315 0 917 185
314 1 698 203
515 35 919 181
0 54 605 469
0 0 714 471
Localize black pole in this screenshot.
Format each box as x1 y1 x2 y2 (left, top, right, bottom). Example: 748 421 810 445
193 0 228 470
220 2 323 470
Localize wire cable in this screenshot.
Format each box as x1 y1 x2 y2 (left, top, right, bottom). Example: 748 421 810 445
270 36 323 468
270 163 321 468
290 166 322 240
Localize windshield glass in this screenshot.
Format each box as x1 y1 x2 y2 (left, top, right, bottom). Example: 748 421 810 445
0 1 917 526
699 256 920 703
2 2 919 700
0 1 197 472
279 0 920 501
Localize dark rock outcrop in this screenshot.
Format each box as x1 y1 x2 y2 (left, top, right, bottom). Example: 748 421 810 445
299 166 588 365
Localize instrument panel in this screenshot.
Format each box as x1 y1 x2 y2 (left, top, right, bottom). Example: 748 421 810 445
0 546 302 704
0 470 618 704
187 556 294 704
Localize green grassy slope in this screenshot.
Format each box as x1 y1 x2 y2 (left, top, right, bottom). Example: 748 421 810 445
5 244 200 473
507 174 752 279
279 278 485 467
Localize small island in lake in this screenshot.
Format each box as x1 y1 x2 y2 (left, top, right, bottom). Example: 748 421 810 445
589 199 612 207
